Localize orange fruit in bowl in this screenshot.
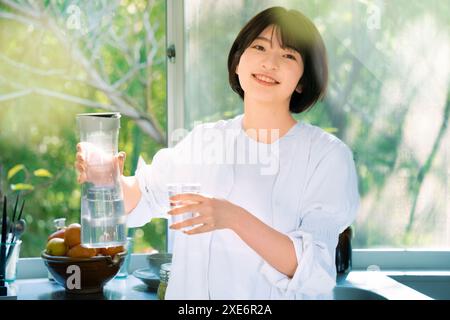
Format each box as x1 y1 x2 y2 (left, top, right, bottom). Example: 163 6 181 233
67 244 97 258
64 223 81 248
99 245 125 258
48 228 66 241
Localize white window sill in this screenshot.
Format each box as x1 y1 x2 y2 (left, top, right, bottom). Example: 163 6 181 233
353 249 450 271
13 250 450 281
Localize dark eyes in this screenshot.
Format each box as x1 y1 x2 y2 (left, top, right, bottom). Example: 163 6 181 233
252 45 265 51
251 45 297 61
284 54 297 60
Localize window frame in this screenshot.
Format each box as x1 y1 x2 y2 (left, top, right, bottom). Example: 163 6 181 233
166 0 185 253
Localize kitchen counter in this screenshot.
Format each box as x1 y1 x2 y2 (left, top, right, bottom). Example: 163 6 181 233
8 276 158 300
6 255 440 300
8 271 432 300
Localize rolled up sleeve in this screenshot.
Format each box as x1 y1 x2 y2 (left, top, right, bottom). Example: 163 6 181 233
126 149 174 228
126 125 202 228
260 228 336 297
260 143 360 297
127 193 155 228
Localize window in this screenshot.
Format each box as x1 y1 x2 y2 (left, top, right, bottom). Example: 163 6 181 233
1 0 448 260
181 0 450 249
0 0 167 257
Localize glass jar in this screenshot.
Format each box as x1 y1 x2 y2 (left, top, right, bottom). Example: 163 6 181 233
48 218 66 282
54 218 66 230
157 263 171 300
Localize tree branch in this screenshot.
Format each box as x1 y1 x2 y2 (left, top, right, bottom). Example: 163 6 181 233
143 10 159 63
0 11 42 28
0 86 114 110
1 0 166 144
0 53 117 93
0 86 167 144
111 62 148 90
0 74 27 89
405 93 450 235
33 87 115 110
0 52 66 76
0 89 33 102
0 0 40 19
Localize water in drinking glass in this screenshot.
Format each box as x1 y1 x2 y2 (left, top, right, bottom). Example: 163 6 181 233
167 183 201 231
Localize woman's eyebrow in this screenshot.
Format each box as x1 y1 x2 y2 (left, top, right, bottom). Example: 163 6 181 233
255 36 272 43
285 47 299 54
254 37 299 54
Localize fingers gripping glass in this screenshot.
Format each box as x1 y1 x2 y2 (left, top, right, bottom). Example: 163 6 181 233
167 183 202 231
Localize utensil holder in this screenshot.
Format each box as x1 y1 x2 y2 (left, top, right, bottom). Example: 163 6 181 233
0 282 17 300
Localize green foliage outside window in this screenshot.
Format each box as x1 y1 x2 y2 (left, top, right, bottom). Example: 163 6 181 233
0 0 167 256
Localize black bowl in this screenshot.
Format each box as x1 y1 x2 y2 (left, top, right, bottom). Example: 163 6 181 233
41 250 126 294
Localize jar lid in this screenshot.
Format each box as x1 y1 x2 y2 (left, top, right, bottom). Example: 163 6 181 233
53 218 66 228
161 263 171 272
76 112 121 134
160 263 171 279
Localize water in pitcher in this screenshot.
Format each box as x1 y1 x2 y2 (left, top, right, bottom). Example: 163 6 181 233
81 186 127 248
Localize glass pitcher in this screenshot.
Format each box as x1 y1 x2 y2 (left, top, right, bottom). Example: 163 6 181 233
76 112 127 248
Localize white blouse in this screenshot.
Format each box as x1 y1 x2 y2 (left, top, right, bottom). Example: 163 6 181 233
127 113 360 300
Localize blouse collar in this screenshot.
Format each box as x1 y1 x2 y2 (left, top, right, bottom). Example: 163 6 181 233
233 113 302 143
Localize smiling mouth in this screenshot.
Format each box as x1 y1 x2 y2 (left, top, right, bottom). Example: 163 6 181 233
252 74 280 85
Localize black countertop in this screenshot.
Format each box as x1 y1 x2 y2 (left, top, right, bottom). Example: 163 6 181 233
8 276 158 300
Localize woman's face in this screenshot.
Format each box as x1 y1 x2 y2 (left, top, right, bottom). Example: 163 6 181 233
236 25 304 106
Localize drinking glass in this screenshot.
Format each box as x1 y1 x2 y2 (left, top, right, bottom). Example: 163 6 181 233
167 183 201 231
5 240 22 282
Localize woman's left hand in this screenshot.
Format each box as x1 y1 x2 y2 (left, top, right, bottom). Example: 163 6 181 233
168 193 243 235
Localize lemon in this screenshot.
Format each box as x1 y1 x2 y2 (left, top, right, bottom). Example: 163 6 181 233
46 238 67 256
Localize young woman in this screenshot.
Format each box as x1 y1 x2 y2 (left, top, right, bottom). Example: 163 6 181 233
76 6 359 300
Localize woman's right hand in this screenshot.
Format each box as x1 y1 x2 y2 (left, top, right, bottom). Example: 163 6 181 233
75 142 126 184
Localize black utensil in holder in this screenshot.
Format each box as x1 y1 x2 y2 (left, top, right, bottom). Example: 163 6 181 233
0 243 18 300
1 196 8 297
0 242 7 297
0 191 22 299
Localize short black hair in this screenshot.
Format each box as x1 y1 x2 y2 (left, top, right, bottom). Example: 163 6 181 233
228 7 328 114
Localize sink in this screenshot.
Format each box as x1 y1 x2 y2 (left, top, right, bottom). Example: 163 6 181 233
333 286 387 300
336 271 433 300
388 273 450 300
